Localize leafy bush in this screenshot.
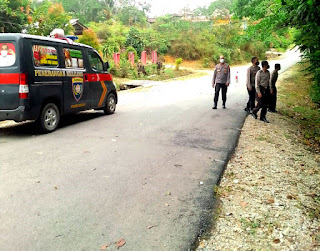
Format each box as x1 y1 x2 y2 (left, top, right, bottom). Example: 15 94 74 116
310 80 320 105
124 46 138 62
203 58 210 68
304 50 320 105
175 58 183 70
110 58 138 79
145 64 157 75
95 26 111 40
102 38 120 59
125 28 145 56
118 59 131 78
129 67 138 79
78 28 100 51
170 33 203 60
239 41 266 61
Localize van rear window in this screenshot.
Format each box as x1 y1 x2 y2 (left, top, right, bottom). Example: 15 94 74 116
0 43 16 67
33 45 58 67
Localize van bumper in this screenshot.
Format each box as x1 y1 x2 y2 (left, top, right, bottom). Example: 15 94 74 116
0 106 25 122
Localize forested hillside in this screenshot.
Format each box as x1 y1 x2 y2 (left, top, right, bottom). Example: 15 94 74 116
1 0 319 101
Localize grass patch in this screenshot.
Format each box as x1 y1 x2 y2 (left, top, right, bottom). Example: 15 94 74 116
114 69 194 82
278 64 320 147
240 218 261 235
147 69 192 81
164 71 209 82
256 136 267 141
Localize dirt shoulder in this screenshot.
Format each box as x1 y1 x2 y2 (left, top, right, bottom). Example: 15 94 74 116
197 65 320 250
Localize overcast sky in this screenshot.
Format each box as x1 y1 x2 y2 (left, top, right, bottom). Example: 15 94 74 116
148 0 214 16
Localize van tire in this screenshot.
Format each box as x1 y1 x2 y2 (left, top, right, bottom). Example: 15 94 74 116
37 103 60 133
104 93 116 115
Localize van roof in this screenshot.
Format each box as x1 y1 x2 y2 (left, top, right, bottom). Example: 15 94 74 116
0 33 92 49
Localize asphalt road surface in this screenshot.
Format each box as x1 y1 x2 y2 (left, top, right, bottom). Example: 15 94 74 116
0 50 300 251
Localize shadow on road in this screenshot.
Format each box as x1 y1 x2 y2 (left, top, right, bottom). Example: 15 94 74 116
0 111 105 137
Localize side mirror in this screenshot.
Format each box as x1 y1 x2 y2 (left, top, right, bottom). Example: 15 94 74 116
104 62 110 71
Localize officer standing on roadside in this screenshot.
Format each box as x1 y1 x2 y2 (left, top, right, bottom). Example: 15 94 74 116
212 55 231 109
251 61 273 123
245 57 260 113
268 63 281 112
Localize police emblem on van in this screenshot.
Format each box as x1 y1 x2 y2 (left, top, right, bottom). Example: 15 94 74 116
72 77 84 101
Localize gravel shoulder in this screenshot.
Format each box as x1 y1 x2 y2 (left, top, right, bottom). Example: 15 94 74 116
197 72 320 250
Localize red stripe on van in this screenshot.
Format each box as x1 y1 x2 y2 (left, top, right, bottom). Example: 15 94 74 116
84 73 113 82
98 74 113 82
0 73 20 84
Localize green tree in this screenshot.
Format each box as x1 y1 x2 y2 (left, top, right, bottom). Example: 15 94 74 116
0 0 30 33
125 28 145 56
60 0 113 24
117 6 147 26
28 1 72 36
138 1 151 16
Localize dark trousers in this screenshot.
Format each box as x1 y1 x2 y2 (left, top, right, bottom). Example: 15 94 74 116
252 89 270 119
214 83 227 105
269 87 277 111
246 86 256 110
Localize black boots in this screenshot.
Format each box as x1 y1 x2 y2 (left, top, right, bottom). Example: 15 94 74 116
212 103 217 109
260 118 270 123
212 103 226 109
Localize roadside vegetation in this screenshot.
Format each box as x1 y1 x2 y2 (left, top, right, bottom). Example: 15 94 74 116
278 64 320 147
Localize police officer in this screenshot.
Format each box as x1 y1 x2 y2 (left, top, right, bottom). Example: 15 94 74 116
245 57 260 113
268 63 281 112
251 61 273 123
212 55 231 109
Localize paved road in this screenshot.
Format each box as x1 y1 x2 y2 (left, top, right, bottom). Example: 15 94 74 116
0 50 300 251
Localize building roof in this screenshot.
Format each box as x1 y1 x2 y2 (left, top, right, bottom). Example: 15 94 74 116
69 19 88 29
147 18 156 24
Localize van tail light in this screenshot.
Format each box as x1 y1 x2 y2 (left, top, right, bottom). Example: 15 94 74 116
19 73 29 99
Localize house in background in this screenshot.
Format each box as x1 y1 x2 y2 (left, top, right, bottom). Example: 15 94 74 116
69 19 87 35
147 18 156 24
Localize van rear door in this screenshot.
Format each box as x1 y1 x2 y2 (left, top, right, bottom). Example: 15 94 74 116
0 40 20 110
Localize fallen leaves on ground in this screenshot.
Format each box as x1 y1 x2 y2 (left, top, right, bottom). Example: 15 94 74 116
267 198 275 204
240 201 248 208
115 239 126 249
101 243 109 250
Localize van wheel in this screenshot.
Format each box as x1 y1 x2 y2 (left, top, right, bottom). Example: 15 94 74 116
37 103 60 133
104 93 116 115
